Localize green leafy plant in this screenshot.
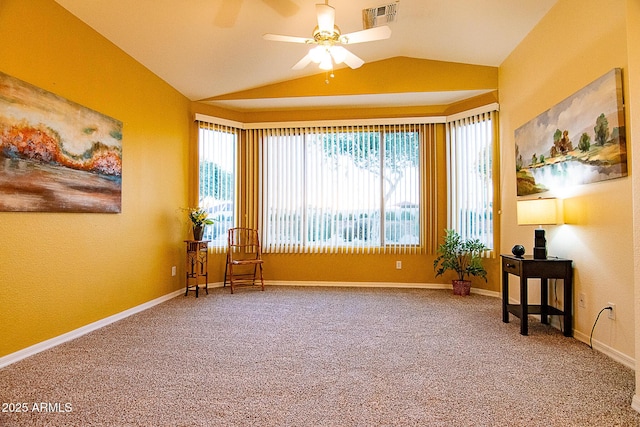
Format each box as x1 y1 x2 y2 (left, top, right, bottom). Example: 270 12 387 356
186 207 214 227
433 229 488 282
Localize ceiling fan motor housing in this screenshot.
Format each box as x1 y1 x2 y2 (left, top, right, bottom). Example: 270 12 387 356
312 25 341 44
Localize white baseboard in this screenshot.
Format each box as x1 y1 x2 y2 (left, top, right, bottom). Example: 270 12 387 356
265 279 451 289
505 296 636 370
470 287 501 298
0 289 184 369
572 329 636 370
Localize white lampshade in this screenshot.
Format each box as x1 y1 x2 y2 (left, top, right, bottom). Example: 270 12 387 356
517 198 560 225
319 54 333 70
309 46 325 63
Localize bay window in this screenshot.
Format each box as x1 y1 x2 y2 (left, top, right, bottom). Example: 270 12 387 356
196 109 498 255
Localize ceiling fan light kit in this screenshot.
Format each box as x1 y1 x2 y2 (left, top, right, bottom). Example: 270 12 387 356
263 1 391 78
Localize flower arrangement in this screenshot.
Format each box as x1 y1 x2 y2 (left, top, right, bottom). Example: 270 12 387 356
186 207 214 227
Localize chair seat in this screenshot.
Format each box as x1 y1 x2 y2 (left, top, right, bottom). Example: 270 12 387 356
231 259 263 266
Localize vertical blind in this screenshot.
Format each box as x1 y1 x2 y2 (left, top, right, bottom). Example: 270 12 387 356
197 120 239 252
246 123 438 254
445 110 495 250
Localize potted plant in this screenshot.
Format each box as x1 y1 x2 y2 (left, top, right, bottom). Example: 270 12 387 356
433 229 488 296
186 207 214 241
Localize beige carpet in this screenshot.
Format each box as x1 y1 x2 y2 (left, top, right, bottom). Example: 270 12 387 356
1 286 639 426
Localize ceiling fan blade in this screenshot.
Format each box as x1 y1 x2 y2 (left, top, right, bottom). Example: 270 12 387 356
339 48 365 69
263 33 313 44
340 26 391 44
316 3 335 34
329 46 364 69
262 0 299 17
292 53 313 70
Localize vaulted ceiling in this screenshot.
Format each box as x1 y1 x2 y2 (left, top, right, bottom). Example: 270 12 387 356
54 0 557 113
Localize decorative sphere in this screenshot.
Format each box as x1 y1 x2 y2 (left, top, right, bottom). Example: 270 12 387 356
512 244 525 257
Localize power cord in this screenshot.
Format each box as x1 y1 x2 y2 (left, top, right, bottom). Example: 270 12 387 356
589 306 614 349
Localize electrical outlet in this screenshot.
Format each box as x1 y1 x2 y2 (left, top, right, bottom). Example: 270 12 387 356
171 266 177 277
607 302 616 320
578 293 586 308
396 261 402 270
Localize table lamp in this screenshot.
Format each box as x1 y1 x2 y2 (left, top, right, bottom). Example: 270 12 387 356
516 198 560 259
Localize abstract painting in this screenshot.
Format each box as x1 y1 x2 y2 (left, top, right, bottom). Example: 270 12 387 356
0 71 122 212
515 68 626 196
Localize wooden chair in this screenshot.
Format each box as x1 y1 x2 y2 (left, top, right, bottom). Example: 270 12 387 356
224 227 265 293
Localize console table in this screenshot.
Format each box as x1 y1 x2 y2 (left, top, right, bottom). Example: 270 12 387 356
184 240 210 297
501 255 573 336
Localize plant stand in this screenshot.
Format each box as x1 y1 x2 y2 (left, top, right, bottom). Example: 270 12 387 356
184 240 210 297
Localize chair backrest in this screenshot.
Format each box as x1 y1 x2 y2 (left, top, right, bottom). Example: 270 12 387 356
227 228 262 260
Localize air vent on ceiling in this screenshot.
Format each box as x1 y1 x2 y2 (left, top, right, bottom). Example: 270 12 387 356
362 3 398 29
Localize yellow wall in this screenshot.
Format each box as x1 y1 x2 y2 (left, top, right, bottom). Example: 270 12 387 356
500 0 635 359
0 0 191 357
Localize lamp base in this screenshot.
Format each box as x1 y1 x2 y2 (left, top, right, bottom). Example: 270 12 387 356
533 247 547 259
533 229 547 259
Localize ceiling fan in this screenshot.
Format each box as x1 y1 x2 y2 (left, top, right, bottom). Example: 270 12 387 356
263 1 391 72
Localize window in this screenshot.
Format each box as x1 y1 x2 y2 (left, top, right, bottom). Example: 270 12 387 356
197 121 237 246
257 124 433 254
445 110 495 249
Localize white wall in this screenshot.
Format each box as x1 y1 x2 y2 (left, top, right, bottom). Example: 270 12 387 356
625 0 640 413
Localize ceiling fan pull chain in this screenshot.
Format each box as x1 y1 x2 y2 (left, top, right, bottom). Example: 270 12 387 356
324 70 335 85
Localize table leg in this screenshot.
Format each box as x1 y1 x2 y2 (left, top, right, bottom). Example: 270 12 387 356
502 270 509 323
564 275 573 337
541 278 549 325
520 275 528 335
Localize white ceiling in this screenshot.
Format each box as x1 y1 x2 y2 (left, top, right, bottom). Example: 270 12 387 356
53 0 557 112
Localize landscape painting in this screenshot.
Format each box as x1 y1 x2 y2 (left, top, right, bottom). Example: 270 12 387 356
0 71 122 212
515 68 626 196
